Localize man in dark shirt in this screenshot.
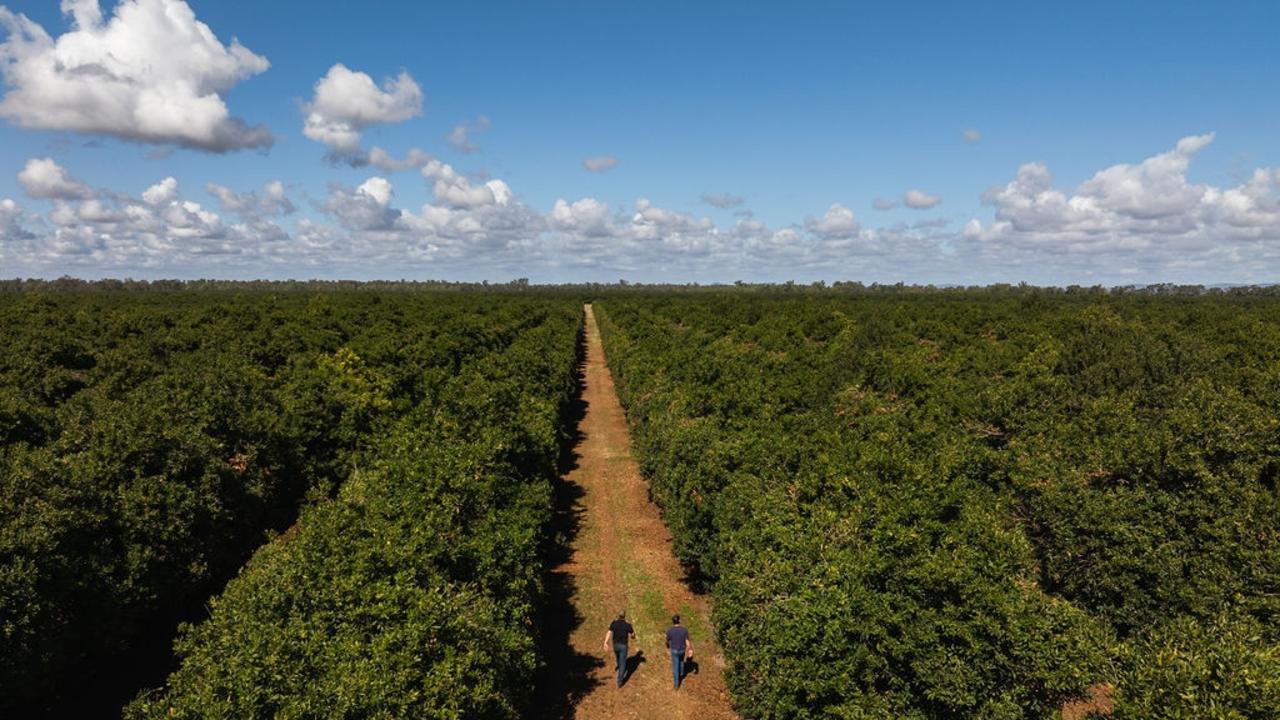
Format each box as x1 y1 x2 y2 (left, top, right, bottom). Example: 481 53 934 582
665 614 693 689
603 612 635 687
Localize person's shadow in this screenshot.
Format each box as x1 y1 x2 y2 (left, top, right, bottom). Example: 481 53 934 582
621 650 646 686
683 657 699 678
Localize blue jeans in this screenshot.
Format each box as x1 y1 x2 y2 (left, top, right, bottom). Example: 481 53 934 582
671 650 685 688
613 643 628 686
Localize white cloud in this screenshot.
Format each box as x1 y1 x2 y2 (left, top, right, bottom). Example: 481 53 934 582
0 0 272 152
622 199 724 257
322 177 401 231
160 199 224 239
974 133 1280 265
1075 131 1212 220
549 197 611 237
903 189 941 209
742 224 805 258
701 193 744 209
17 157 94 199
1208 168 1280 230
2 171 248 271
872 197 898 211
807 203 860 239
446 115 490 153
422 159 511 208
583 155 618 173
546 195 728 268
303 64 423 156
142 177 178 205
7 133 1279 285
632 198 713 234
357 177 393 207
963 128 982 144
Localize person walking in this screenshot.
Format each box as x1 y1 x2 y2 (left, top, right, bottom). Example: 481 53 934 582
665 614 693 689
603 612 636 688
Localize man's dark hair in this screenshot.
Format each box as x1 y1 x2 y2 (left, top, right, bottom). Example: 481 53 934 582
672 614 680 624
618 612 626 620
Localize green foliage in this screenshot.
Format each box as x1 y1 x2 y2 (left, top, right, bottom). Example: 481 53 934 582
595 292 1280 718
0 291 579 716
124 304 582 719
1113 611 1280 719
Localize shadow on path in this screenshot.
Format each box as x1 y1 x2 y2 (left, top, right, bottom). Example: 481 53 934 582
623 650 647 686
534 327 604 719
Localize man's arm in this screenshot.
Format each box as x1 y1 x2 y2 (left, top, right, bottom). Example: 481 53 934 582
603 629 613 651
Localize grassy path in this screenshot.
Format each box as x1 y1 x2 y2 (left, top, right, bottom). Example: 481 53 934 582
538 305 736 719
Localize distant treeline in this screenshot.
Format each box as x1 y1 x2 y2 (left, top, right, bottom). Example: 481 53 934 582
1 275 1277 296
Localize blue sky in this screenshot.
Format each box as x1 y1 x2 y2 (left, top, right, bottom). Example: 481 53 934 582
0 0 1277 283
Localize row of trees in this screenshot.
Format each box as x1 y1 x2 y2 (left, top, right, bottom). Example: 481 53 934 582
596 292 1280 718
0 291 577 716
127 302 582 717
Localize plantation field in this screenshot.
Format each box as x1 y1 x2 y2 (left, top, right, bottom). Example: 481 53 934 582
3 283 1280 719
596 291 1280 718
0 289 582 717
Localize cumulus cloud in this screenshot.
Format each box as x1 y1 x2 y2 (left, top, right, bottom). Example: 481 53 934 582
736 220 806 259
422 159 511 208
1075 132 1212 219
303 64 423 156
549 197 611 237
323 176 401 231
872 197 898 211
963 128 982 144
631 198 713 233
546 195 729 267
142 177 178 205
17 157 94 199
807 203 861 239
903 189 942 209
446 115 490 153
701 193 745 209
973 132 1280 269
583 155 618 173
0 0 272 152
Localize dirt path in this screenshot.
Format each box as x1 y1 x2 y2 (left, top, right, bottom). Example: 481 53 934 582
537 305 736 720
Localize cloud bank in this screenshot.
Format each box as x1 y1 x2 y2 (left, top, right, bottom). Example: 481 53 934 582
965 133 1280 279
4 134 1278 284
